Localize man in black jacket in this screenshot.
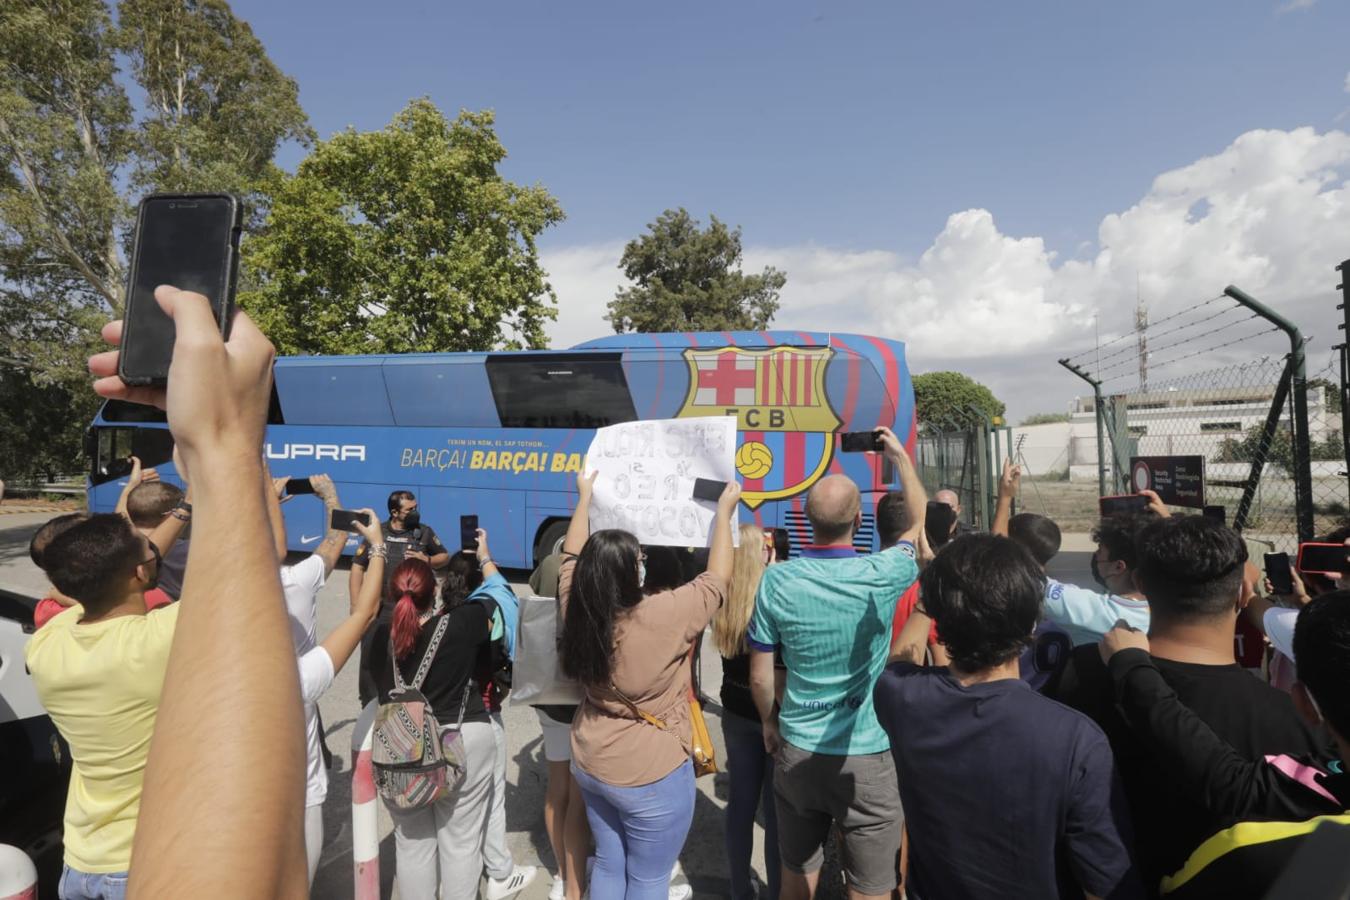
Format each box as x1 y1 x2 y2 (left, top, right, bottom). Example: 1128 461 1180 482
1051 515 1335 893
1100 590 1350 898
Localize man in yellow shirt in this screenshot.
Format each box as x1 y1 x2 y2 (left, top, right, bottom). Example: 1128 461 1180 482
25 512 176 900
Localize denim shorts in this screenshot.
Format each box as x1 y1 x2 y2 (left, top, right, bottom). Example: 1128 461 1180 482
60 866 129 900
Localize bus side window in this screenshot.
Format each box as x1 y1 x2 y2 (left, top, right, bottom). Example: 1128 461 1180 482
90 428 132 484
89 427 172 485
485 354 638 429
131 428 175 471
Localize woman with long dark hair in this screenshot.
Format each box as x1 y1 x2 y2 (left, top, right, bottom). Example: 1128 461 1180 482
560 471 740 900
366 529 528 900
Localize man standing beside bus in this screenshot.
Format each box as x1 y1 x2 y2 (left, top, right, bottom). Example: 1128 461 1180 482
352 489 451 706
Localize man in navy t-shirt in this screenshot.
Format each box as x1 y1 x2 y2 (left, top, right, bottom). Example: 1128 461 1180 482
877 535 1142 900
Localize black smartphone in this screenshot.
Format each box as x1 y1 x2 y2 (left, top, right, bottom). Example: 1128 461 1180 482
1265 552 1295 595
1203 505 1226 525
330 508 372 532
460 514 479 552
692 478 727 502
286 477 315 496
840 430 883 453
1297 543 1347 576
1099 494 1150 517
104 457 134 479
118 194 243 386
772 527 791 562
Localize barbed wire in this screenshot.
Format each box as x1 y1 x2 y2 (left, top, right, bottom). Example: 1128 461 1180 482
1089 313 1268 382
1108 356 1287 395
1098 325 1284 392
1063 294 1228 364
1064 297 1241 371
1089 310 1260 380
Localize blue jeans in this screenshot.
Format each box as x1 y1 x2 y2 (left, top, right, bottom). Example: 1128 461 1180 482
572 759 695 900
724 712 780 900
59 866 129 900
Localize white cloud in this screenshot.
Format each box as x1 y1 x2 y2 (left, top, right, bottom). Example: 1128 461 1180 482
1275 0 1316 13
542 127 1350 419
540 241 626 349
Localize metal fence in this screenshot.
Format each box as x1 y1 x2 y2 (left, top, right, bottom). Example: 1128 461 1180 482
1054 279 1350 552
915 414 1014 531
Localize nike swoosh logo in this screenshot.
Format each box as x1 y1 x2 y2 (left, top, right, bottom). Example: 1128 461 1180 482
301 534 321 544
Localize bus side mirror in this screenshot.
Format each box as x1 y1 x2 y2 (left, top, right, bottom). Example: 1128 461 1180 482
83 428 98 462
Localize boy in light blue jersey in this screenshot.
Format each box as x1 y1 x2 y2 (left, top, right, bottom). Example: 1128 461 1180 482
747 426 925 900
1044 513 1153 645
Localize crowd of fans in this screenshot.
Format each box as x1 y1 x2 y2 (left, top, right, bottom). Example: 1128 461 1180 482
15 282 1350 900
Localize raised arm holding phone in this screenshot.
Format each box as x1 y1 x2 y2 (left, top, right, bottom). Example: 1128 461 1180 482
90 284 308 898
557 469 738 900
746 426 924 900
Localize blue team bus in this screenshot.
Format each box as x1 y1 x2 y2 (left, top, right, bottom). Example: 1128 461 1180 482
86 331 916 567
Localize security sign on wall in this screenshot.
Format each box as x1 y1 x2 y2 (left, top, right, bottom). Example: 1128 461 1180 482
1131 455 1206 509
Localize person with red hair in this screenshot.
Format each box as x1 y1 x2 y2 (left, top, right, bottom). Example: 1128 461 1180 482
365 531 530 900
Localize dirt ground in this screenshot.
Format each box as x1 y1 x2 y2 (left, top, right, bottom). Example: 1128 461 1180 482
1013 475 1350 549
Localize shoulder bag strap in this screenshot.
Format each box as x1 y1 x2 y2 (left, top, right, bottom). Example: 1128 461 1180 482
686 641 700 702
410 615 452 692
609 683 669 730
391 634 407 692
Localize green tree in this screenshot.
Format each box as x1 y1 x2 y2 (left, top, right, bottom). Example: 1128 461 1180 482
239 100 564 355
607 208 785 333
1308 377 1342 416
0 0 308 478
116 0 313 211
1216 423 1295 472
1019 412 1070 426
913 371 1006 430
1313 429 1344 462
0 363 99 482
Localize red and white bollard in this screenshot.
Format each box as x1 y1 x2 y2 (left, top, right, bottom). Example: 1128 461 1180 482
0 845 37 900
351 700 380 900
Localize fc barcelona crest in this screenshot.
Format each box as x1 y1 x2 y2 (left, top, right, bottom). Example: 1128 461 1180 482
677 346 840 509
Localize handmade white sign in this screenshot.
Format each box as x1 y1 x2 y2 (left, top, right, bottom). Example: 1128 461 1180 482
585 417 740 548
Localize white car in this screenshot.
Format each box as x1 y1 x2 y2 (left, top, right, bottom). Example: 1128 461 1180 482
0 589 70 890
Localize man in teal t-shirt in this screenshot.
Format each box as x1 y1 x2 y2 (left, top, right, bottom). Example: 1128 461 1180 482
747 427 925 900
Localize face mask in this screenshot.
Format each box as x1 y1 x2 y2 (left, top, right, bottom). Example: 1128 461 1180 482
1090 555 1108 588
141 542 162 591
401 510 421 531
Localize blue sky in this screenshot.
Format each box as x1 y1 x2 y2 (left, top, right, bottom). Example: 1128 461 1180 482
242 1 1347 253
232 0 1350 419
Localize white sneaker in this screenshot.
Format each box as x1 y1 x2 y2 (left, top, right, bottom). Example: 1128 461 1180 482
487 865 538 900
549 874 565 900
667 885 692 900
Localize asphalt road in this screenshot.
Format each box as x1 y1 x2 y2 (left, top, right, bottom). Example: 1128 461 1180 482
0 511 754 900
0 509 1097 899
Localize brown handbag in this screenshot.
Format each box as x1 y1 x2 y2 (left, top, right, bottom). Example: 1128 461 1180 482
684 641 717 778
685 694 718 778
609 644 718 778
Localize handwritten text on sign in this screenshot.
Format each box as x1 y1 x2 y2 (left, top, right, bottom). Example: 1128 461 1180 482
586 417 739 548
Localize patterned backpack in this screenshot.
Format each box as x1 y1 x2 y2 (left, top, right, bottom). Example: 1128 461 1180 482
371 615 470 809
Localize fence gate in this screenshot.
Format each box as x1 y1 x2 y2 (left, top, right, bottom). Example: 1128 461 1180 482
1058 285 1346 552
915 415 1014 531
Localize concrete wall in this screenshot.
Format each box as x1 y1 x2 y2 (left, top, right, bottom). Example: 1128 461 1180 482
1006 422 1072 477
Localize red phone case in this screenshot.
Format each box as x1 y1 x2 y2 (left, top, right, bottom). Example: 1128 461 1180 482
1296 542 1347 576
